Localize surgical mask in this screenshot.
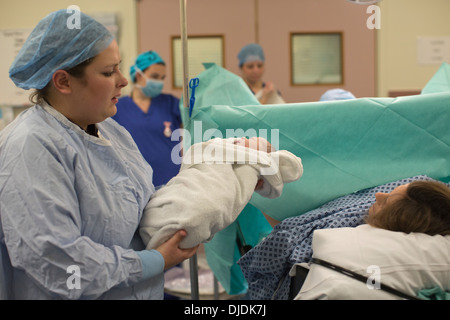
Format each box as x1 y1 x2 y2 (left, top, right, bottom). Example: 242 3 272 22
136 69 164 98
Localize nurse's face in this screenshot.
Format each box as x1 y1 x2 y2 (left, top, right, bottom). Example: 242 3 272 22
241 60 265 84
70 40 128 129
136 63 166 86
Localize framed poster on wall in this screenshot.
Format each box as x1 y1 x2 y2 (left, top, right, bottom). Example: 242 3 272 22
171 35 224 89
290 32 343 86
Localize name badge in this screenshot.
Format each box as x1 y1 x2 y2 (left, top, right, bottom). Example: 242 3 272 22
163 121 172 138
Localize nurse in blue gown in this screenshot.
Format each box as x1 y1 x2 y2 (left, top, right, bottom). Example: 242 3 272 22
112 51 182 188
0 9 197 300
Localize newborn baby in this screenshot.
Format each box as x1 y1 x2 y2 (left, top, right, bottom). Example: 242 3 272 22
140 137 303 249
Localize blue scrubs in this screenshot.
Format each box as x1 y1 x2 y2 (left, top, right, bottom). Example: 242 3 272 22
112 94 182 188
0 103 164 299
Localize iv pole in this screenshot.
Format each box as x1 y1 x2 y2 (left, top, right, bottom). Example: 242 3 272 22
180 0 190 111
179 0 200 300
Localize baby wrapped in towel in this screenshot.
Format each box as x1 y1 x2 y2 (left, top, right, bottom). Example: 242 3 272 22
140 137 303 249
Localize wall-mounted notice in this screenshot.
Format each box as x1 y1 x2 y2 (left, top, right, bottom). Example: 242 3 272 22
0 29 32 106
417 36 450 65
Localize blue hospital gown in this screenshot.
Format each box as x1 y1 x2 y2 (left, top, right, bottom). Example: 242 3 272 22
0 104 163 299
238 175 437 300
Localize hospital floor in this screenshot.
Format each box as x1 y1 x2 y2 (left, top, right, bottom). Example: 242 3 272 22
164 244 245 300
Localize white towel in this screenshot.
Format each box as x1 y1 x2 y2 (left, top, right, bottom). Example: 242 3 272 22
139 138 303 249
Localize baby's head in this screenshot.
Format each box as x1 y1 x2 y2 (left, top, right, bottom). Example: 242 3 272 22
235 137 275 153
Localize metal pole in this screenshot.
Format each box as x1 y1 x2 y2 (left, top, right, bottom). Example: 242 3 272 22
180 0 200 301
213 275 220 300
180 0 189 109
189 252 199 300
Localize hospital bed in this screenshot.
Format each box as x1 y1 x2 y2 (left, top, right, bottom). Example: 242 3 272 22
240 175 450 300
180 62 450 299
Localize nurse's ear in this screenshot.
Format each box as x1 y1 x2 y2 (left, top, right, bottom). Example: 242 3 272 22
52 70 72 95
134 71 146 86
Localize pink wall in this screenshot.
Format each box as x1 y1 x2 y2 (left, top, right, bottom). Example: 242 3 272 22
258 0 376 102
138 0 375 102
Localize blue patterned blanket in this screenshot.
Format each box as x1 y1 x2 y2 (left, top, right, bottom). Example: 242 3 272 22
238 175 442 300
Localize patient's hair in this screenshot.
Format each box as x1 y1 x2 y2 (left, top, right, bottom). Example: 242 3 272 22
365 180 450 236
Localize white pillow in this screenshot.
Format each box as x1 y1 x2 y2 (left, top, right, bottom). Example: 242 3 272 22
295 224 450 300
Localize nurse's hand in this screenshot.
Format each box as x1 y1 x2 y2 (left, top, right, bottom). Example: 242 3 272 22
259 81 276 104
156 230 199 270
263 81 275 95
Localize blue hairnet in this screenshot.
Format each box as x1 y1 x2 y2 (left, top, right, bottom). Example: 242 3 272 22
130 51 165 82
320 89 356 101
9 9 113 90
238 43 265 67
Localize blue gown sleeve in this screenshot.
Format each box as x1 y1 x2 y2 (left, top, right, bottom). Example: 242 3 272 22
136 250 164 280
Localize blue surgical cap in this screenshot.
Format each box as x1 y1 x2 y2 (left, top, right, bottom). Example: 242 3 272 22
9 9 113 90
130 51 165 82
320 89 356 101
238 43 265 67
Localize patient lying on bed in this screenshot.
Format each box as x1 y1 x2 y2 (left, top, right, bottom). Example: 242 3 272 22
238 175 450 300
365 180 450 235
139 137 303 249
295 179 450 300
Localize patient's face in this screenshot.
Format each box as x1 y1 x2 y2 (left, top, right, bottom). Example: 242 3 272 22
368 184 408 215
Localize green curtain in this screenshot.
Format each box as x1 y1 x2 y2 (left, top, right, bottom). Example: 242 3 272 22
180 63 450 294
